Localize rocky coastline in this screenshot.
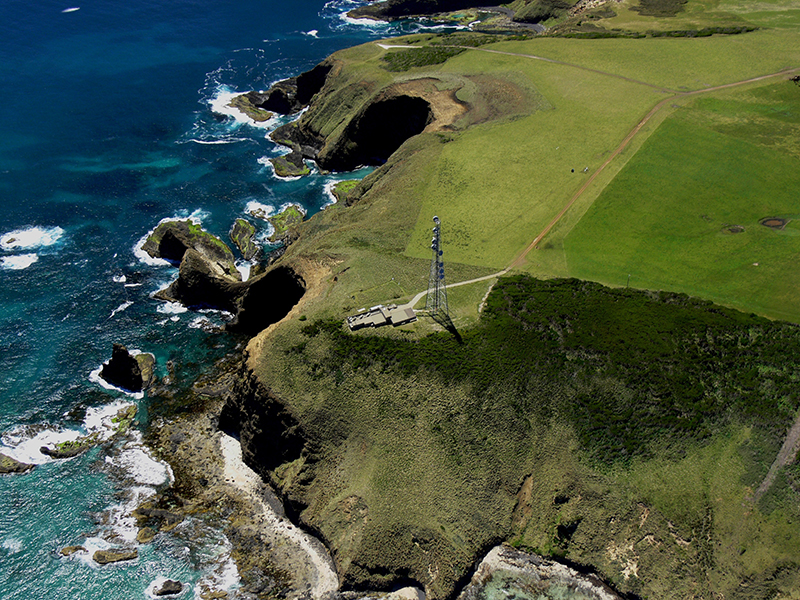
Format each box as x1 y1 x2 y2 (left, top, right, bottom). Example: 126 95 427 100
145 351 632 600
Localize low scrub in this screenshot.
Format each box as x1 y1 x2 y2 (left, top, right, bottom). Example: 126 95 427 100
298 276 800 464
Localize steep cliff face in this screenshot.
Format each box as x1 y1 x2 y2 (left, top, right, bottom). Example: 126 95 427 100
227 265 306 336
219 363 315 516
273 75 469 172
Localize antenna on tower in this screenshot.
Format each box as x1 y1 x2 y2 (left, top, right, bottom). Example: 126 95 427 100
425 215 449 319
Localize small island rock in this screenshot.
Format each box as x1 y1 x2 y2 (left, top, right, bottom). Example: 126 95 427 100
59 545 87 556
154 579 183 596
229 219 260 261
141 220 239 280
93 548 138 565
100 344 147 392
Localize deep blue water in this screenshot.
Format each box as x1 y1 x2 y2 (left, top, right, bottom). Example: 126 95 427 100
0 1 462 597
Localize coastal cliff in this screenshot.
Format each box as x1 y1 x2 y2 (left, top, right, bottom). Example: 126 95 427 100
171 28 800 600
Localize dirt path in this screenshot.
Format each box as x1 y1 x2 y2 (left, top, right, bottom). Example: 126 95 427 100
508 65 800 269
755 410 800 501
403 63 799 302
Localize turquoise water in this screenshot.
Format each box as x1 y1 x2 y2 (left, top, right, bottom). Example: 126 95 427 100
0 1 467 597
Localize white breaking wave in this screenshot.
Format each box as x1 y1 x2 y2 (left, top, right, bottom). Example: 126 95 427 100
244 200 275 220
112 275 127 283
1 226 64 251
2 538 22 554
322 181 339 208
157 302 188 315
236 260 252 282
0 400 135 465
105 431 173 487
89 366 145 399
186 137 250 144
305 29 319 37
1 254 38 270
109 301 133 319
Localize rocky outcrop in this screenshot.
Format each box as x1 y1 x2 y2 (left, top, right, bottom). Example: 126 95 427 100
59 545 87 556
93 548 138 565
230 219 260 262
154 580 183 596
157 249 248 312
270 145 311 178
100 344 153 392
142 220 240 280
458 545 622 600
0 453 34 474
234 61 335 116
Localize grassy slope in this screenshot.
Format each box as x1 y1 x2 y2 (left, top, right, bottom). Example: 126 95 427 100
255 277 800 598
242 3 800 597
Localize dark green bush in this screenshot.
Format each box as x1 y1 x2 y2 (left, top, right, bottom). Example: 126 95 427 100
297 276 800 464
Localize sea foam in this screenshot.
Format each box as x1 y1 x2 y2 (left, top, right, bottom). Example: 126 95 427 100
0 226 64 250
1 254 38 270
0 400 134 465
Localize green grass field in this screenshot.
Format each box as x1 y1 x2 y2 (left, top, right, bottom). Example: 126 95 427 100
562 81 800 321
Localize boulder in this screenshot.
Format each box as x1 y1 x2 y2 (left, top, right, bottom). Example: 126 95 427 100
154 579 183 596
137 526 156 544
0 453 34 474
93 548 138 565
100 344 144 392
59 545 87 556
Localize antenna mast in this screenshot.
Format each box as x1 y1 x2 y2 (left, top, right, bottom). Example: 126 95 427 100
425 216 449 318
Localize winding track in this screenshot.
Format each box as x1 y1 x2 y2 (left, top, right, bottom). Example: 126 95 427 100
403 57 800 309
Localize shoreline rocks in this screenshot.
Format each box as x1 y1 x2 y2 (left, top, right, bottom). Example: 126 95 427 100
154 580 184 596
0 453 34 474
93 547 138 565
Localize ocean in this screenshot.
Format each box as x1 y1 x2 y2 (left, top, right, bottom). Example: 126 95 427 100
0 1 462 597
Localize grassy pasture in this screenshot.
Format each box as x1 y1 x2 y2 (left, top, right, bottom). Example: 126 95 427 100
489 29 800 90
599 0 800 30
563 81 800 321
402 48 664 269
